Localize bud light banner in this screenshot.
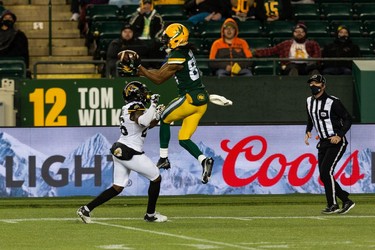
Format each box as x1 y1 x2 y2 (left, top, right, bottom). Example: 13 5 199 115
0 125 374 197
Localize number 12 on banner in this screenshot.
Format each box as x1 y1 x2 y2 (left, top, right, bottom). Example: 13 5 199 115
29 88 67 126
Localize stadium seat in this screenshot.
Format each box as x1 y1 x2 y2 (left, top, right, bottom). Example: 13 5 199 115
264 21 295 38
320 3 353 21
292 4 320 21
329 20 364 37
237 20 264 38
272 36 292 46
85 4 120 22
189 38 210 55
300 20 330 37
246 38 272 52
198 21 224 39
252 60 279 76
154 4 186 21
363 20 375 38
92 21 124 38
353 3 375 21
350 37 374 57
0 59 26 78
309 36 332 49
119 5 139 21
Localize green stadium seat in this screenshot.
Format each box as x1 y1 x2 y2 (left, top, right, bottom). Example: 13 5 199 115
92 21 124 38
189 38 211 55
353 3 375 21
272 36 292 46
252 60 279 76
300 20 330 37
264 21 295 38
350 37 374 57
363 20 375 38
309 36 332 49
329 20 364 37
320 3 353 21
246 38 272 52
199 21 224 39
119 5 139 21
155 4 186 21
85 4 120 22
237 20 264 38
0 59 26 78
292 4 320 21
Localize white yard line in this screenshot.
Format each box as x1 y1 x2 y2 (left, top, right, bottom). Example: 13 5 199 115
1 215 375 224
94 221 257 250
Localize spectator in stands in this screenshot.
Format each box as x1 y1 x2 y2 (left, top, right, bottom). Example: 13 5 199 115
75 0 109 44
106 23 149 77
254 0 293 22
322 25 360 75
209 18 253 77
129 0 164 41
230 0 255 22
255 23 321 76
184 0 230 25
0 9 30 77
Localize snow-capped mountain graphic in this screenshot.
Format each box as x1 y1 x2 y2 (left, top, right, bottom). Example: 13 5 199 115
0 130 374 197
0 132 53 197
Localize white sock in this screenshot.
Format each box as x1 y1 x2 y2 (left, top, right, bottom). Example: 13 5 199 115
160 148 168 158
198 155 206 164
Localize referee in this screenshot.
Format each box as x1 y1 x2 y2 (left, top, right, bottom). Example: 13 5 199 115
304 74 355 215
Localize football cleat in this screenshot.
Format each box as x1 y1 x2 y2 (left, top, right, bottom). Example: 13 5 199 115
144 212 168 222
77 206 91 224
321 204 340 215
201 157 214 184
157 157 171 170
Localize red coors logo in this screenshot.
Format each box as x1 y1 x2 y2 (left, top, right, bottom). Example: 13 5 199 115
221 135 365 188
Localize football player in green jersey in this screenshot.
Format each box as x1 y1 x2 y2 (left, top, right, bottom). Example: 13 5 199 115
138 23 214 184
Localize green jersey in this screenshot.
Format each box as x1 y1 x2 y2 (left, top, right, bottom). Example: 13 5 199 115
167 47 205 95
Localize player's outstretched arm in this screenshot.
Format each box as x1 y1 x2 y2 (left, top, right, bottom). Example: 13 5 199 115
138 63 182 85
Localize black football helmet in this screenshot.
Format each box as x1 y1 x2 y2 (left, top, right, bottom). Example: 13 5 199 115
122 81 151 104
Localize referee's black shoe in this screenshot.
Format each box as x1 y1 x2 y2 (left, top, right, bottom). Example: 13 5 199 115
338 200 355 215
321 204 340 214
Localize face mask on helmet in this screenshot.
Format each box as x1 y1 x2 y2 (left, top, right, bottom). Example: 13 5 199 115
122 81 151 105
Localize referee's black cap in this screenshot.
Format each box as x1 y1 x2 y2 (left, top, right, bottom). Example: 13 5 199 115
307 74 326 84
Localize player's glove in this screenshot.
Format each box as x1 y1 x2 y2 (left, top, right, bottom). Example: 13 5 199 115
155 104 165 121
150 94 160 107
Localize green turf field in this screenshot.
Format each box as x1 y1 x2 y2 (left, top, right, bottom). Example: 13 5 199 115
0 194 374 250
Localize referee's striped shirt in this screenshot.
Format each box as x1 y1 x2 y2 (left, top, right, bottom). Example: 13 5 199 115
306 92 352 139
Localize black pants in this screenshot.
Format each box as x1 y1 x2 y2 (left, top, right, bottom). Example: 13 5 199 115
317 139 350 207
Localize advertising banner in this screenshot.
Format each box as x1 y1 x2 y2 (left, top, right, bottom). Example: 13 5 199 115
0 125 374 197
18 78 177 127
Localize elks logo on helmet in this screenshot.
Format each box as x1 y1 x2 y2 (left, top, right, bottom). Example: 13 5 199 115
163 23 189 49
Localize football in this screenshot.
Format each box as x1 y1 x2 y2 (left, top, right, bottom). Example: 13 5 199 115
117 50 139 62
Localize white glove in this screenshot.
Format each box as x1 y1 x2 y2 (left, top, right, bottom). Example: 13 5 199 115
150 94 160 107
155 104 165 121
